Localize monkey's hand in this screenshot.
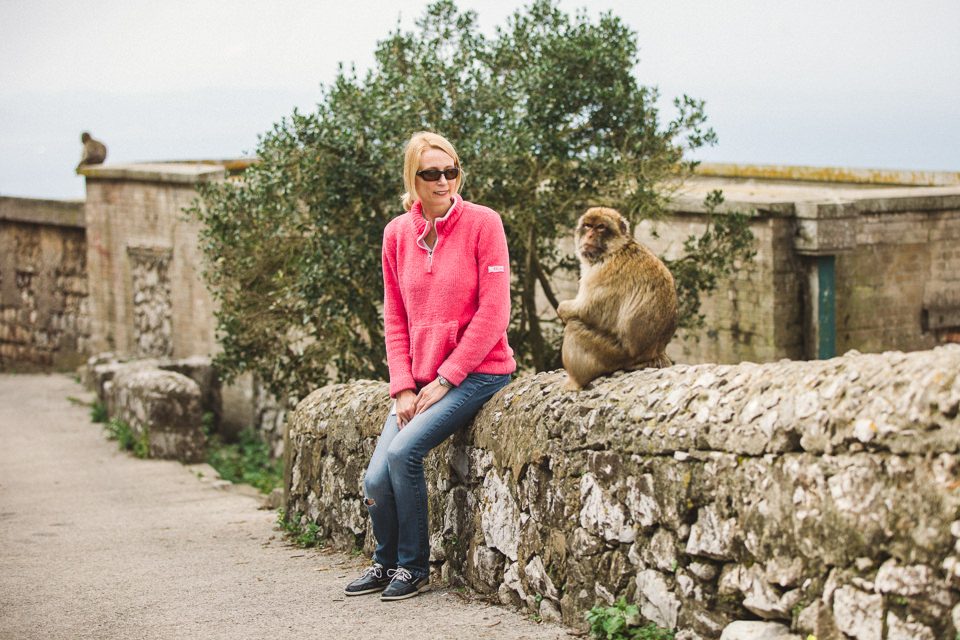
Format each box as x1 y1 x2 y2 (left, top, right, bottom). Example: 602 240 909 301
556 300 576 323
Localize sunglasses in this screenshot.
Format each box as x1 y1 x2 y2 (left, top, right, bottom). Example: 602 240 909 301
416 167 460 182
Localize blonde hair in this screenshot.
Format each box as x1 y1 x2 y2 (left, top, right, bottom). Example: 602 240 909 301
401 131 463 211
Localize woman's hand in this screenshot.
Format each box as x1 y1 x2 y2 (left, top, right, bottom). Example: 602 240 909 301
395 389 418 429
414 379 450 417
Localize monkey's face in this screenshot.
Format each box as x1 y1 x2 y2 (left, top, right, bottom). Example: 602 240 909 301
575 208 628 263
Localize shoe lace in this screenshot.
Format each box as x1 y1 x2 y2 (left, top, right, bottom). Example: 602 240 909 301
362 563 384 579
387 567 413 584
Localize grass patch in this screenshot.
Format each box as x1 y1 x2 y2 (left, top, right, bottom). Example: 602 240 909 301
206 428 283 494
276 508 325 548
90 404 282 496
103 418 149 459
90 399 108 423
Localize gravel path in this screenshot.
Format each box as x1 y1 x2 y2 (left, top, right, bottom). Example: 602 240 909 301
0 372 571 640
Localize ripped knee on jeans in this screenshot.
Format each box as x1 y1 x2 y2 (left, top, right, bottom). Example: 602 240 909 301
364 497 375 506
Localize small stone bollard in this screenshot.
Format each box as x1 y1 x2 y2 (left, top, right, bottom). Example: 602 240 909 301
106 366 207 463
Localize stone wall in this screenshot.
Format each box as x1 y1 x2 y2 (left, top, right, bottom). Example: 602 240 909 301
285 345 960 639
0 196 89 371
79 162 263 436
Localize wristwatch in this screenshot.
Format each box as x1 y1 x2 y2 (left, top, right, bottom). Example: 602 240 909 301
437 375 454 389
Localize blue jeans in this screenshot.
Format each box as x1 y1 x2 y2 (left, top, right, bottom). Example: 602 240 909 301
363 372 511 579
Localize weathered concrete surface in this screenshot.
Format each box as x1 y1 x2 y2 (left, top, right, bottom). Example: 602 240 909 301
0 373 568 640
287 345 960 639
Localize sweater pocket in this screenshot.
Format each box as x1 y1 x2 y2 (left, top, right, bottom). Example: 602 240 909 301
410 321 458 382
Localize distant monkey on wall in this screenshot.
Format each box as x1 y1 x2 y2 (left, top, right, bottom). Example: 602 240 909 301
76 132 107 171
556 207 679 391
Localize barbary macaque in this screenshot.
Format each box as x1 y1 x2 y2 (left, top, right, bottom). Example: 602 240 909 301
76 132 107 171
556 207 678 391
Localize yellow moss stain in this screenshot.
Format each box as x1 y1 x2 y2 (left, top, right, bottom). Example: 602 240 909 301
695 162 960 187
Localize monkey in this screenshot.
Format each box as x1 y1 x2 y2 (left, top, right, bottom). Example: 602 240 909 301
76 132 107 171
556 207 679 391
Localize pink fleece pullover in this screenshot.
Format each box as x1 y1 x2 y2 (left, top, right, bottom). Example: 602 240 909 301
382 194 516 397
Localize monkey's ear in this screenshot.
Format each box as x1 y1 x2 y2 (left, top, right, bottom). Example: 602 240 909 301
617 216 629 236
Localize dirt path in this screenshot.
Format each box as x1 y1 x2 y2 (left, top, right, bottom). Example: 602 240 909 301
0 373 570 640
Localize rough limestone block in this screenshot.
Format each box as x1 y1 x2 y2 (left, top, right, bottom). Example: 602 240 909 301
110 365 206 462
718 620 797 640
87 354 220 430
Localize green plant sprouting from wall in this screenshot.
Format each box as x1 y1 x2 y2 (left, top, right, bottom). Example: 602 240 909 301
585 599 675 640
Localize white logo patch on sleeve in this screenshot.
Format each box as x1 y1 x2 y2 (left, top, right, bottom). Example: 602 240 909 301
488 265 505 273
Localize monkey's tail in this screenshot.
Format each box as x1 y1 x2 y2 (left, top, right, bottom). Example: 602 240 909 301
629 351 673 371
652 352 673 368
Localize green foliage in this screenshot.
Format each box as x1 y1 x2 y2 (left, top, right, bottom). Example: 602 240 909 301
90 399 108 423
206 429 283 494
187 0 753 399
276 508 325 548
585 599 675 640
667 189 757 330
200 411 216 436
103 418 149 459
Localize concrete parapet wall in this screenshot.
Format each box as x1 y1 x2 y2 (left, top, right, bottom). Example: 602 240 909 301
75 160 960 375
286 345 960 639
0 196 89 371
650 180 960 364
80 162 226 359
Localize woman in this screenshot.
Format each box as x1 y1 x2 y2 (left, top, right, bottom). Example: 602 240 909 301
344 131 516 601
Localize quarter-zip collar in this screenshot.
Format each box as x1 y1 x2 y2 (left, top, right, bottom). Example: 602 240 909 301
409 193 464 244
409 194 464 273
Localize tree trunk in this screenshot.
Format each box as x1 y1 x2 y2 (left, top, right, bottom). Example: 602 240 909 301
523 223 545 371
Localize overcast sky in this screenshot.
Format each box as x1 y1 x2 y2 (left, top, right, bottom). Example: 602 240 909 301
1 0 958 200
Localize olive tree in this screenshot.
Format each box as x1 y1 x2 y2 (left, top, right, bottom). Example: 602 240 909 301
187 0 753 399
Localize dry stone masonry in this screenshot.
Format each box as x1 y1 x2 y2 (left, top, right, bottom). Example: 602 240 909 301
0 197 89 371
286 345 960 640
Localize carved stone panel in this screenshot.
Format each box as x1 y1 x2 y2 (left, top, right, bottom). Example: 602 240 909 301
127 246 173 358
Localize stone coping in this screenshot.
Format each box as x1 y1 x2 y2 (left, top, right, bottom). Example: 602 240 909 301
78 162 231 185
696 162 960 187
671 181 960 216
0 196 85 228
73 158 960 216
